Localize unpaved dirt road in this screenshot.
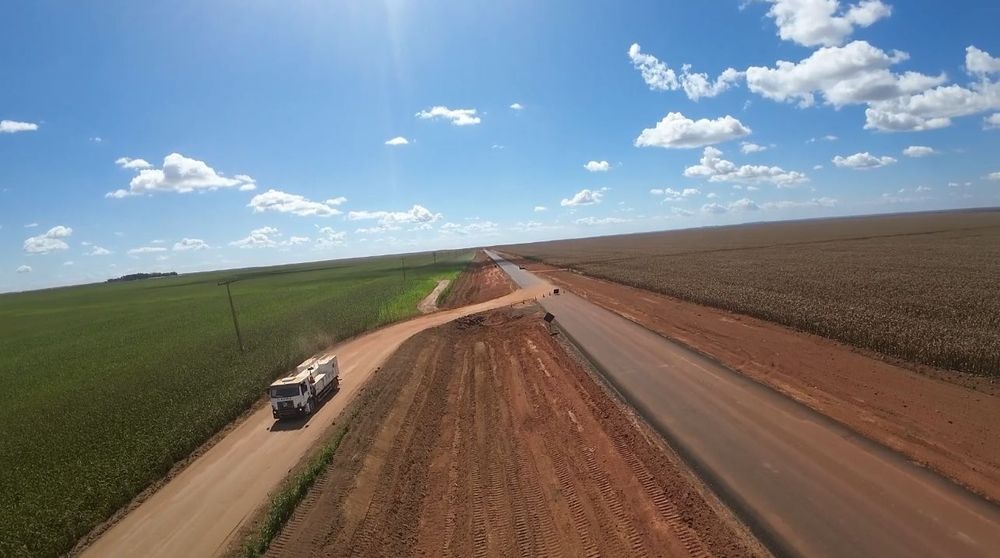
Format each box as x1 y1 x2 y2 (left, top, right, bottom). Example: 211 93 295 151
417 279 450 313
488 251 1000 558
79 286 547 558
440 249 515 308
266 307 762 557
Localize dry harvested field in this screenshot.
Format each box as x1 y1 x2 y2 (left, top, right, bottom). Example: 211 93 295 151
264 306 762 558
439 249 516 308
500 210 1000 376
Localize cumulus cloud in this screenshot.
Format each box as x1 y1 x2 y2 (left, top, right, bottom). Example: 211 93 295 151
85 245 112 256
315 227 346 248
230 226 281 249
902 145 937 157
966 46 1000 77
763 0 892 47
635 112 750 149
584 160 611 172
173 238 210 251
741 142 767 154
759 197 838 210
746 41 945 109
348 205 442 231
832 151 897 169
106 153 256 198
415 106 481 126
128 246 168 255
440 221 500 236
248 189 343 217
864 46 1000 132
533 206 548 212
0 120 38 133
683 147 808 186
16 265 32 273
650 187 701 201
561 188 605 207
385 136 410 146
23 225 72 254
628 43 742 100
575 216 629 226
985 113 1000 129
115 157 152 170
510 102 524 110
988 172 1000 181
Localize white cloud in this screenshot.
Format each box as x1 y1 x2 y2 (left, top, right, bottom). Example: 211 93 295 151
440 221 500 235
0 120 39 133
24 223 38 228
239 183 257 192
650 187 701 201
902 145 937 158
16 265 32 273
575 216 628 226
23 225 73 254
635 112 751 149
63 260 74 266
385 136 410 146
230 226 280 249
561 188 605 207
864 46 1000 132
533 205 548 212
85 245 112 256
583 160 611 172
671 207 694 217
415 106 481 126
966 46 1000 77
628 43 742 100
248 189 343 217
741 142 768 154
915 185 932 193
348 205 442 230
763 0 892 47
759 197 838 210
128 246 168 255
701 203 728 214
90 137 102 143
985 113 1000 129
746 41 945 108
115 157 152 170
987 172 1000 181
684 147 808 186
315 227 346 248
173 238 210 251
106 153 256 197
510 102 524 110
832 151 897 169
813 164 824 170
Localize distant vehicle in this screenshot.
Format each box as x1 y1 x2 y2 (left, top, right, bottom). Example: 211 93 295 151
268 355 340 419
518 266 525 269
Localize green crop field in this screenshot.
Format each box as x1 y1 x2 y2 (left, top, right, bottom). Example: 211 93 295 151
0 250 473 558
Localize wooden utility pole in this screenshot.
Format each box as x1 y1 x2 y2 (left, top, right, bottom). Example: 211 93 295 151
401 256 407 282
218 280 245 352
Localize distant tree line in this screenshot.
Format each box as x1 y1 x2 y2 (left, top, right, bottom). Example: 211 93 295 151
106 272 178 283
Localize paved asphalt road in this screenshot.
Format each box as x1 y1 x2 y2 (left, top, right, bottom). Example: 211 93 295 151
487 250 1000 558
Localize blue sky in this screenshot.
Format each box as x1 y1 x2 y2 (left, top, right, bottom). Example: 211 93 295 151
1 0 998 291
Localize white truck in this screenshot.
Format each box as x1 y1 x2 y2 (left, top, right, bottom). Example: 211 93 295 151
268 355 340 419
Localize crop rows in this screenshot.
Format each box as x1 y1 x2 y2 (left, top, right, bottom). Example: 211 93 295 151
0 250 472 558
503 211 1000 377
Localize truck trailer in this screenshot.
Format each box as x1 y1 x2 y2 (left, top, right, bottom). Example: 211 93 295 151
268 354 340 419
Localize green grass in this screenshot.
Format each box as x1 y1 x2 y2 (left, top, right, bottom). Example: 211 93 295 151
0 250 472 558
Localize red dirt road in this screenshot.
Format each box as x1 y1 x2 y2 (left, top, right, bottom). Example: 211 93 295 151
440 249 515 308
502 255 1000 504
78 286 548 558
267 308 762 557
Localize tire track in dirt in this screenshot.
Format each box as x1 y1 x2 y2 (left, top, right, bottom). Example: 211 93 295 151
266 307 765 558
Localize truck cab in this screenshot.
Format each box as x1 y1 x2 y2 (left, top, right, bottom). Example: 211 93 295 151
268 355 340 419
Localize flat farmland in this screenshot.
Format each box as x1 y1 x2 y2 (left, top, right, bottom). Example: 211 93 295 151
0 250 471 558
501 210 1000 376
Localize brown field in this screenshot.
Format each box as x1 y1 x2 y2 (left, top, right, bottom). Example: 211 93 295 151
264 306 763 557
499 210 1000 376
439 249 516 308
